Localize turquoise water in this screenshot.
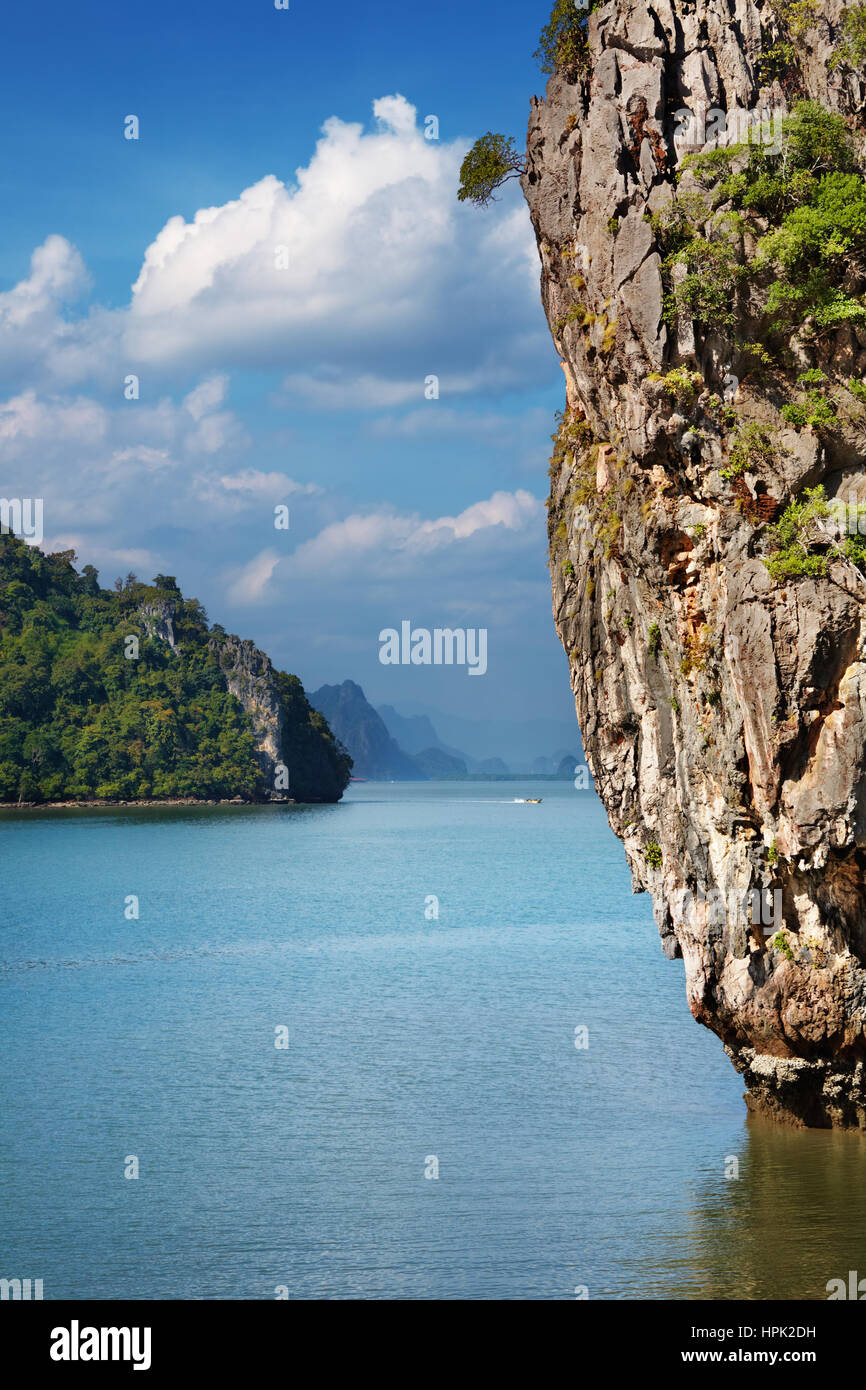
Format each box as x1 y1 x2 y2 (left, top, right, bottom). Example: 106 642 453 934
2 782 864 1300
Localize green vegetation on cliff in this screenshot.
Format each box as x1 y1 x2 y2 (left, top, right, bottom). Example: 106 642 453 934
457 133 525 208
662 102 866 337
0 535 351 803
534 0 602 77
458 2 599 206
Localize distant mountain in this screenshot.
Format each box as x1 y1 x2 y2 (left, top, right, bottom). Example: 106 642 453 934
413 747 467 777
377 704 467 763
556 754 582 778
531 755 554 775
310 680 423 780
379 701 515 775
384 700 583 771
311 684 584 782
476 757 510 775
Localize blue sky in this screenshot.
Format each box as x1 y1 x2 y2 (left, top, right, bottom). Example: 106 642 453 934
0 0 576 733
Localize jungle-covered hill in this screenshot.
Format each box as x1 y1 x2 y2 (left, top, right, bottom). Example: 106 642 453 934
0 535 351 804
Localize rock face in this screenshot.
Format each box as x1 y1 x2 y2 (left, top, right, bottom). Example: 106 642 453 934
134 599 350 803
522 0 866 1125
138 601 178 651
211 634 286 790
210 635 352 802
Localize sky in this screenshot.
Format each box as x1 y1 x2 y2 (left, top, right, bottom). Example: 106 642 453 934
0 0 576 730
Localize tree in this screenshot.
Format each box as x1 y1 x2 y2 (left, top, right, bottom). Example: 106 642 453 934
17 769 40 804
535 0 598 78
458 133 526 208
79 565 100 596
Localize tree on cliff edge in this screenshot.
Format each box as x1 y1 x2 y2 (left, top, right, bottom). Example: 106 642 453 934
457 2 600 207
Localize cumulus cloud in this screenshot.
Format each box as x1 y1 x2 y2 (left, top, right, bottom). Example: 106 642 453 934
0 92 548 406
0 236 122 389
286 489 542 579
0 92 559 675
123 94 541 382
191 468 323 518
0 235 88 328
184 411 247 456
108 445 175 474
0 389 107 454
418 490 540 542
0 370 251 535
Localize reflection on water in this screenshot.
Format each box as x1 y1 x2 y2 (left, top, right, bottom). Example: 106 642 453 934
653 1118 866 1301
0 800 342 830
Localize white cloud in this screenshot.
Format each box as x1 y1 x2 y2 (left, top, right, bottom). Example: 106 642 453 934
184 374 229 421
0 372 250 533
217 469 321 499
0 93 548 410
0 236 120 389
0 93 557 645
185 411 246 456
226 548 282 604
0 389 107 453
373 94 419 138
277 373 426 411
108 445 175 474
417 489 539 542
286 489 542 579
122 94 540 379
0 91 548 428
0 235 88 328
191 468 322 517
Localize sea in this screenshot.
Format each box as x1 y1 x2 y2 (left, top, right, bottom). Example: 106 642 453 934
2 781 864 1300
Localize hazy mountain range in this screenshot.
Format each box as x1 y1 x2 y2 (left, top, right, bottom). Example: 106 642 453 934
310 680 583 780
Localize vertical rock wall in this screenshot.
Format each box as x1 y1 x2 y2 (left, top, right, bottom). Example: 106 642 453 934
523 0 866 1125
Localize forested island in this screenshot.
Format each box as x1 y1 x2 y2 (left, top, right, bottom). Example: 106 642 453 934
0 535 351 804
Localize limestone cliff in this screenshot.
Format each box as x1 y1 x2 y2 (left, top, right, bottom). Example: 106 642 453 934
212 634 285 788
136 597 351 804
523 0 866 1125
